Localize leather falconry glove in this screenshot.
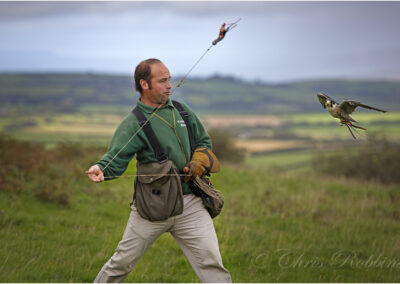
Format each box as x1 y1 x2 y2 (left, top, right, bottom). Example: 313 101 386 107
183 148 220 182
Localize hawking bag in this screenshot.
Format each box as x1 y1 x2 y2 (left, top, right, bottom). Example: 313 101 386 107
134 160 183 221
132 100 224 220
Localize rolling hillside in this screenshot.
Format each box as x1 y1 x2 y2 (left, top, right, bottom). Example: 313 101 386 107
1 73 399 115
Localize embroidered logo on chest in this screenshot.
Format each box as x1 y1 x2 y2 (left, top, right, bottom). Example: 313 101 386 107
177 120 186 128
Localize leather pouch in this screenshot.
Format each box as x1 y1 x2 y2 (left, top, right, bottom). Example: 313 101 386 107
191 176 224 218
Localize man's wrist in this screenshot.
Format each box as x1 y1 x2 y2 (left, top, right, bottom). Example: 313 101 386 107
95 164 104 172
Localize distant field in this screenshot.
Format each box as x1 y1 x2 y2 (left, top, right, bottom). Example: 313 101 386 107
202 115 282 128
281 111 400 124
236 139 310 153
0 113 124 146
205 112 400 153
245 150 315 170
202 111 400 126
1 111 399 151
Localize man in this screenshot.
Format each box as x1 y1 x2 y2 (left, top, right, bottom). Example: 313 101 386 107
86 58 231 283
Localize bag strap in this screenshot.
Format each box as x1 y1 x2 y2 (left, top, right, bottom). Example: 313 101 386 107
172 100 195 155
132 106 168 163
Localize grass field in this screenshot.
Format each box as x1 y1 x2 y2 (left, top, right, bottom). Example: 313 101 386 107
1 163 400 282
1 109 400 282
245 149 315 171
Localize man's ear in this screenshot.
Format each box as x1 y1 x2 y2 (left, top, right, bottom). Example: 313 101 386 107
140 79 149 91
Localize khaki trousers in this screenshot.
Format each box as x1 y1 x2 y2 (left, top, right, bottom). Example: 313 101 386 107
94 194 232 283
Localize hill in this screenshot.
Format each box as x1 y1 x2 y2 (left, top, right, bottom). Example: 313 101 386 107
1 73 399 115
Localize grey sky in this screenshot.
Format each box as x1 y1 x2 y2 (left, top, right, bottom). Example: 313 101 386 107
1 1 400 82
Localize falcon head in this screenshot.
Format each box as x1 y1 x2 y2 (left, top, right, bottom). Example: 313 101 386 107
317 92 331 109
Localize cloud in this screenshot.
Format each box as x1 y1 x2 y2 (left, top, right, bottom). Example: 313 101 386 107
1 1 400 82
2 1 399 21
0 2 154 20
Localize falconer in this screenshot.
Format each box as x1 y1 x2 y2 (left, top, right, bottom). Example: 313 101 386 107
86 58 231 283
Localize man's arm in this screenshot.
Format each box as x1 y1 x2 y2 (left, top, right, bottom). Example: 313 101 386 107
85 114 143 183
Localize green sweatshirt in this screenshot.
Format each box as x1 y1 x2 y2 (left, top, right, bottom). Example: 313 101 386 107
96 98 212 194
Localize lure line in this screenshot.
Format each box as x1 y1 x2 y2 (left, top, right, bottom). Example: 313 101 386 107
101 19 241 174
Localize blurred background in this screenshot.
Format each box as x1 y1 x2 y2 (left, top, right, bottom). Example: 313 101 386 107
1 1 400 81
1 1 400 282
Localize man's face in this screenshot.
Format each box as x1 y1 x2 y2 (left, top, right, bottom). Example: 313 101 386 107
141 63 172 106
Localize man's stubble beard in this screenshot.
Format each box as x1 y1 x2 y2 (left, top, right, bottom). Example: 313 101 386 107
155 93 169 105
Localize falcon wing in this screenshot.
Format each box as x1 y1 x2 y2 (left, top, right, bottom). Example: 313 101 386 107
340 100 387 114
317 93 331 109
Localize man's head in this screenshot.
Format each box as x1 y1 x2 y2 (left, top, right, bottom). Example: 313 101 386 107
134 58 172 107
134 58 162 94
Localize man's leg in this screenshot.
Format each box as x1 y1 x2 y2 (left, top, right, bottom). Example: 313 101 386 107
94 204 173 283
170 194 232 283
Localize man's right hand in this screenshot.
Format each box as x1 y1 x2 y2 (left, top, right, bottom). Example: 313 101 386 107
182 148 220 182
86 165 104 183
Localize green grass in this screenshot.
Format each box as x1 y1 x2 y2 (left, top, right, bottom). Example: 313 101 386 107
1 163 400 282
282 111 400 125
245 150 315 171
279 112 400 141
1 108 400 282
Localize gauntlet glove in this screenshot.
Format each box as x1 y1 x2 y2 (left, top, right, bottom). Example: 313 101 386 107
183 148 220 182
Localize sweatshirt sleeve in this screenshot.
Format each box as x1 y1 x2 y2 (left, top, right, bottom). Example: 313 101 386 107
96 114 143 179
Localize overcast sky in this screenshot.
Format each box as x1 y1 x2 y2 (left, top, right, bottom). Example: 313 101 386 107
1 1 400 82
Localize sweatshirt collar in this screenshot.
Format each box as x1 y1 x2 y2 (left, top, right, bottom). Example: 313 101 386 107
136 98 174 114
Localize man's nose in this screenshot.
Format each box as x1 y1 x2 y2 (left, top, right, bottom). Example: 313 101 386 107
166 81 172 89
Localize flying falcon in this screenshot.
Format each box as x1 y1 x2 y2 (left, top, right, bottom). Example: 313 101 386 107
317 92 387 139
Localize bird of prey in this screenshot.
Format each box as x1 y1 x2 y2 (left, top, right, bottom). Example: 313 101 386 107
317 92 387 139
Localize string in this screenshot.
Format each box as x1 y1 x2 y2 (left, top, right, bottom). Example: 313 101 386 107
101 104 163 173
97 19 241 179
173 45 213 90
173 18 241 90
104 173 190 180
226 18 241 31
101 43 216 173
